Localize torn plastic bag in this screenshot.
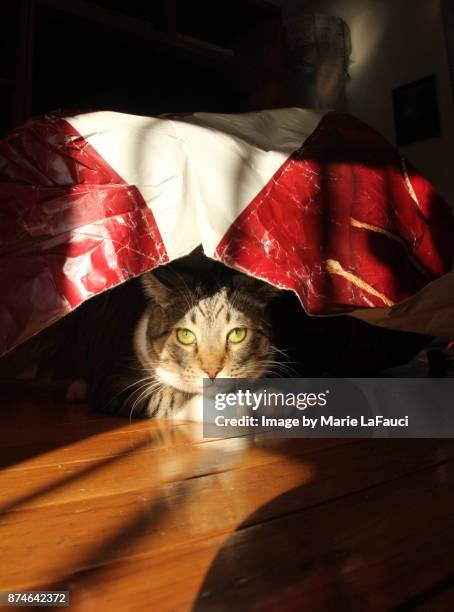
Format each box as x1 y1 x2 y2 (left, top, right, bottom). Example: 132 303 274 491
1 108 453 357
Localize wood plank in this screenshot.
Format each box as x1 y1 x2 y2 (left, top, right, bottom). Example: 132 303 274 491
0 391 233 468
30 454 454 611
0 388 346 470
1 439 453 593
0 388 116 426
0 435 349 509
0 406 161 470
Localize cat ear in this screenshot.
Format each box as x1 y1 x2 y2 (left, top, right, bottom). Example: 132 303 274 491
233 274 281 305
141 271 173 306
256 281 281 303
255 282 281 305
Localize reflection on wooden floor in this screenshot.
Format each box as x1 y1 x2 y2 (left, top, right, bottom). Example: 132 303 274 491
1 389 454 611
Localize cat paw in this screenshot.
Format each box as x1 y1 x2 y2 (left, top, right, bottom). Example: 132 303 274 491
172 394 205 422
66 378 89 403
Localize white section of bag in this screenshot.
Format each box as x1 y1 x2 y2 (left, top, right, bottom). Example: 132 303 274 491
66 112 199 260
351 269 454 341
66 108 327 260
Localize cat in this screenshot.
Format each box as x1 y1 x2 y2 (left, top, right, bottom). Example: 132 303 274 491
129 265 279 418
0 254 280 420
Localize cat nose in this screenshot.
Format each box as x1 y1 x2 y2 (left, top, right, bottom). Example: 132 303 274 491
204 368 221 381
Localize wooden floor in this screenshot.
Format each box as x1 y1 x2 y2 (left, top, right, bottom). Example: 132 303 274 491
1 388 454 611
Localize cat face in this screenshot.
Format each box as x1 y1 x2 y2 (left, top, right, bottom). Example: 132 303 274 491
134 271 277 395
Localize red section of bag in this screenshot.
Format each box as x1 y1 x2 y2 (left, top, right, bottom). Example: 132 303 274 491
216 112 454 314
0 115 167 356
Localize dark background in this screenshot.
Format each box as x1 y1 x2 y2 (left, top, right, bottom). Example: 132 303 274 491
1 0 287 134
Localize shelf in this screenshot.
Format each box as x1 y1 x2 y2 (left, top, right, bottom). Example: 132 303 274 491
2 0 286 132
37 0 241 67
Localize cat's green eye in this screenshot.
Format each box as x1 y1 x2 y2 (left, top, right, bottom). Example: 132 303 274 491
228 328 247 344
176 328 196 345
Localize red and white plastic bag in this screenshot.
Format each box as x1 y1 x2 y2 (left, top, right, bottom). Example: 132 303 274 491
1 107 453 357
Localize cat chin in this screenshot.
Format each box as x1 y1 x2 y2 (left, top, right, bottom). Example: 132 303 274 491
154 366 204 395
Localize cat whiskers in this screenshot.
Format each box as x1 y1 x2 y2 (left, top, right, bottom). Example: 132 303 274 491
252 355 298 377
102 374 154 415
128 379 164 422
266 345 301 376
105 373 161 420
264 360 298 377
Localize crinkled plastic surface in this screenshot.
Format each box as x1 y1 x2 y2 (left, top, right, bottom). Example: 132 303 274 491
217 112 454 309
1 108 453 356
